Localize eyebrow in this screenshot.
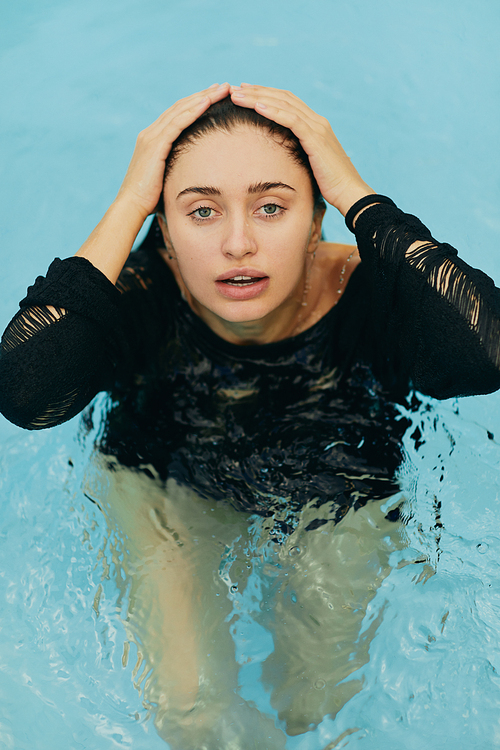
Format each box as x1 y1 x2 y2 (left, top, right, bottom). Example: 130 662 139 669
176 181 296 199
249 181 296 195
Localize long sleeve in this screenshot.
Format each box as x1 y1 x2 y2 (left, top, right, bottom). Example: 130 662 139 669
352 202 500 399
2 203 500 433
0 246 173 430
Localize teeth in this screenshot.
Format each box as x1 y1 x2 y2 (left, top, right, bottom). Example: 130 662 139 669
220 274 264 286
222 275 260 285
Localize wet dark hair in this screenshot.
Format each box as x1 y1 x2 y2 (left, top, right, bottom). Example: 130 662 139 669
156 96 326 215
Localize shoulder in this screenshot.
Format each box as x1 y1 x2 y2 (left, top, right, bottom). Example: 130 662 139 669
318 241 360 269
297 242 361 333
314 241 361 299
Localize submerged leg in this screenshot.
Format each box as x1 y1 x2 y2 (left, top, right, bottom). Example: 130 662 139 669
85 457 287 748
260 496 406 735
92 462 205 712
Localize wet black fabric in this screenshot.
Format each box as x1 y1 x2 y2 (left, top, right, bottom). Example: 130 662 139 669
101 261 406 521
1 201 500 521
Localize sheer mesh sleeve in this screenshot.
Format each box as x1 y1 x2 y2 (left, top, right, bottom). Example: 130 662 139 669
0 245 172 430
353 203 500 398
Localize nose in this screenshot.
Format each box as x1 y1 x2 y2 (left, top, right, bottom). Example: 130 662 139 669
221 213 257 259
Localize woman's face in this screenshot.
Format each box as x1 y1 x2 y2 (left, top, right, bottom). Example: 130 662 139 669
159 125 323 331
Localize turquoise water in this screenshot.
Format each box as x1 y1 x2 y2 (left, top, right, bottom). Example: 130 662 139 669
2 1 500 747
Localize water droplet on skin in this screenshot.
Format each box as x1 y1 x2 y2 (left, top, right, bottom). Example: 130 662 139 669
230 584 238 593
289 546 301 557
477 543 489 554
314 679 326 690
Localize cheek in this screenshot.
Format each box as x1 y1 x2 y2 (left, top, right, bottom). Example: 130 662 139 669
173 240 215 293
165 221 201 266
277 224 313 265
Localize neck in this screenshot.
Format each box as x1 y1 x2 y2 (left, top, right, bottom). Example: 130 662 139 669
160 247 322 345
192 292 306 345
191 251 316 345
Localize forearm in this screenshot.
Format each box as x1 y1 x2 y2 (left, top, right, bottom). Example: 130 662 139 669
75 196 147 284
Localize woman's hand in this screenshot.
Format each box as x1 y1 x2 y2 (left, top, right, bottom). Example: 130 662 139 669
117 83 231 219
75 84 230 283
229 84 374 216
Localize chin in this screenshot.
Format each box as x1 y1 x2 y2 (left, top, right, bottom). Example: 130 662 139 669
216 291 298 326
219 307 270 324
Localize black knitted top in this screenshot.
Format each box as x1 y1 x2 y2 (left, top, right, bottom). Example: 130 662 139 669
1 201 499 526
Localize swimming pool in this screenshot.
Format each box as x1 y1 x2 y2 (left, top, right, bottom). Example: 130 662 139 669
2 0 500 747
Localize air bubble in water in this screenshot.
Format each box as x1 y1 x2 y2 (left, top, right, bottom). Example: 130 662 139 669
289 546 301 557
476 543 489 554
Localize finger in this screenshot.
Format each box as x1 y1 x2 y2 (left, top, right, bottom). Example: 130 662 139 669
231 85 327 128
230 91 315 140
232 84 311 111
230 87 318 128
144 84 230 145
152 83 230 130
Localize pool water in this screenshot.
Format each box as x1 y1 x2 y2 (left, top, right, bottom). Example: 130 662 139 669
2 1 500 748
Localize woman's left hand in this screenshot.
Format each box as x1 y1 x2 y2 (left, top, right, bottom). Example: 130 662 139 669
229 84 374 216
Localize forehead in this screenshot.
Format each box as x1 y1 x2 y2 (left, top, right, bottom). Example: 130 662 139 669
165 125 311 194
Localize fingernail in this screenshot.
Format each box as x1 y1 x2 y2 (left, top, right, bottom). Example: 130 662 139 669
209 83 219 89
255 101 266 109
232 92 245 98
231 85 242 90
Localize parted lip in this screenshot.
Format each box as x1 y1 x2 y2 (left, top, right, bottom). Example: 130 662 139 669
216 268 268 282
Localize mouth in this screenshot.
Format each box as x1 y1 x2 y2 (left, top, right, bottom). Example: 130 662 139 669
215 270 270 300
220 274 267 287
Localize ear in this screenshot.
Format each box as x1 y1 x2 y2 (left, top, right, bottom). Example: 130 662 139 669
307 207 326 254
156 213 176 260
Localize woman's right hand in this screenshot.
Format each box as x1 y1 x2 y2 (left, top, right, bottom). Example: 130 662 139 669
116 83 231 219
75 84 230 283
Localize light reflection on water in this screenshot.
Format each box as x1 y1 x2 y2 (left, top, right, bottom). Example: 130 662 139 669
0 411 165 750
1 392 500 748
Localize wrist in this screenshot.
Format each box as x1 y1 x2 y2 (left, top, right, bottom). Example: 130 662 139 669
334 183 376 218
344 194 398 233
75 197 149 284
111 193 151 228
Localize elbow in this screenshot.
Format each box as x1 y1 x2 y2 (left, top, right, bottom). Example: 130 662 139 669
0 385 76 430
0 316 114 430
0 360 92 430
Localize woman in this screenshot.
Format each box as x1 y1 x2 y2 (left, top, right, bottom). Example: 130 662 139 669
1 83 500 745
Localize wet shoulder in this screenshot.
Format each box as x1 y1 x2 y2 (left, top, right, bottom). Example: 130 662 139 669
302 242 361 331
317 241 360 286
